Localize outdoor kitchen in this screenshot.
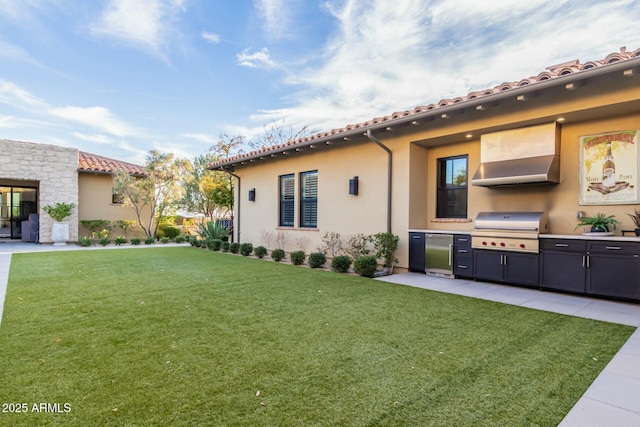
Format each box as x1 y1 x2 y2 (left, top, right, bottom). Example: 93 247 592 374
409 122 640 303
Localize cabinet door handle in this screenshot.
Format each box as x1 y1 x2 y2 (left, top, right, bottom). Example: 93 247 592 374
586 255 590 268
458 249 468 254
458 238 468 242
412 235 422 239
605 246 622 250
555 243 569 247
457 265 468 269
582 255 585 268
448 244 453 266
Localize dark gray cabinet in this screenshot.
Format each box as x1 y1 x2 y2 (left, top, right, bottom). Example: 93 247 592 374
474 250 539 286
540 240 587 294
540 239 640 301
587 242 640 300
409 232 426 272
454 234 473 278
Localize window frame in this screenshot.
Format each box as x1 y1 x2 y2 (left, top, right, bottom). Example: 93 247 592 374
436 155 468 219
299 170 318 228
279 173 295 227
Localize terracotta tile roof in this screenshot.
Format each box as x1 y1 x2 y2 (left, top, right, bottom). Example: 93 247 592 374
78 151 146 176
211 46 640 169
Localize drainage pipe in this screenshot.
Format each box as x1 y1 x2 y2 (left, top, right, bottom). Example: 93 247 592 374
365 129 392 234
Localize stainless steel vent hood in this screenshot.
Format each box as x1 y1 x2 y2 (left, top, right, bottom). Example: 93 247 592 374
472 122 560 187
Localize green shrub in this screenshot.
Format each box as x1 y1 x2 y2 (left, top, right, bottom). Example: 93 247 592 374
221 242 230 252
99 237 111 246
42 202 76 222
254 246 268 258
240 243 253 256
373 232 400 273
130 238 141 245
354 256 378 278
114 236 128 246
161 237 170 244
331 255 352 273
308 252 326 269
163 226 180 239
155 228 165 239
144 237 155 245
229 242 240 254
208 239 222 251
174 235 186 243
290 251 306 265
78 236 93 247
271 248 285 262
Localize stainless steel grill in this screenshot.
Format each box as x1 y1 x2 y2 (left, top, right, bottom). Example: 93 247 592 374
471 212 549 253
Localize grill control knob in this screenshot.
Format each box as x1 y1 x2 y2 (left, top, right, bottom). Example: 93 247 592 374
500 242 506 247
490 242 496 246
520 243 526 249
482 241 487 246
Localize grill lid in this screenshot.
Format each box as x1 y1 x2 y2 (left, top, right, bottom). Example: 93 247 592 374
473 211 549 233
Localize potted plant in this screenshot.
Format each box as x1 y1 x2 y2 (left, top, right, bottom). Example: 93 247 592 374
627 208 640 236
42 202 76 245
574 212 619 234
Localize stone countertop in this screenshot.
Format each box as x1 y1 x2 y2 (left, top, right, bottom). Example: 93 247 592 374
409 229 640 242
540 234 640 242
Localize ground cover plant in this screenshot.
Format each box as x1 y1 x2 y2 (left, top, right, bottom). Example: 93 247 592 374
0 248 634 426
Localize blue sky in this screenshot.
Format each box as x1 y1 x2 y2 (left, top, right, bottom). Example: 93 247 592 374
1 0 640 165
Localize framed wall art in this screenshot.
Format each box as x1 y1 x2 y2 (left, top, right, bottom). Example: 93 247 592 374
579 129 638 205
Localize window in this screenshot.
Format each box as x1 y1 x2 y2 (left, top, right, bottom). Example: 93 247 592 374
112 192 124 204
279 174 295 227
437 155 467 218
299 170 318 228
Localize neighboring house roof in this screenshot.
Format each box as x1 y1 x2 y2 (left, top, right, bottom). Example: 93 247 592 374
78 151 146 177
210 46 640 171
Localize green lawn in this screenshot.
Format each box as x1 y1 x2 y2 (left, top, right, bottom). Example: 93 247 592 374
0 248 634 426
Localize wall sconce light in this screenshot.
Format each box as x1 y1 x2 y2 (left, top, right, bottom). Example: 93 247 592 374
349 176 359 195
248 188 256 202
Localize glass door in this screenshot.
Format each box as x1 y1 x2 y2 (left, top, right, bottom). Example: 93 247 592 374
0 186 38 239
0 187 9 238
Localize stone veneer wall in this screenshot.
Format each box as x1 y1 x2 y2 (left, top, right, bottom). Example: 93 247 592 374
0 139 79 243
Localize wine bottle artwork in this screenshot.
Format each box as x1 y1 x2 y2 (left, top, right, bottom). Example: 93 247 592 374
601 141 616 187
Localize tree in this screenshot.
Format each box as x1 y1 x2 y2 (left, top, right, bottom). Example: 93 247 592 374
248 119 314 150
180 153 220 221
113 150 186 239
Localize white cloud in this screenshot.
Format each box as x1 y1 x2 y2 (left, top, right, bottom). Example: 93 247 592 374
51 106 138 137
88 0 184 59
72 132 114 144
0 80 50 111
0 38 38 64
250 0 640 132
236 47 276 69
201 31 220 44
255 0 296 40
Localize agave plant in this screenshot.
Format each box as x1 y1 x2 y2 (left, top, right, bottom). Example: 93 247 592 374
197 220 230 241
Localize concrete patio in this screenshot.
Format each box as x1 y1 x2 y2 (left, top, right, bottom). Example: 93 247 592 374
1 242 639 425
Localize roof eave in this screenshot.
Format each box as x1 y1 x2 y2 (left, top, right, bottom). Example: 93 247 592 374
210 55 640 171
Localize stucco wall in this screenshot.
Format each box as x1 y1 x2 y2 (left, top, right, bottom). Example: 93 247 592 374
78 173 150 238
228 76 640 271
234 141 389 253
0 139 79 243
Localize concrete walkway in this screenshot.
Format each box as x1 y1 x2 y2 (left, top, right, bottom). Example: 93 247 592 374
377 273 640 426
0 243 638 425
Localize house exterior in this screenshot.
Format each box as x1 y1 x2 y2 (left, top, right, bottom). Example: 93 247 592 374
210 47 640 272
0 139 146 243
